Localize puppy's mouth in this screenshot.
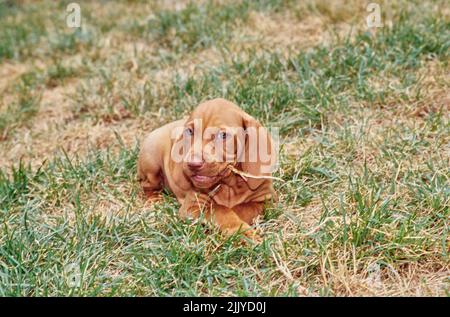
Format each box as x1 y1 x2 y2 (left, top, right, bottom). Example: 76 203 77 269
191 174 218 184
190 166 230 187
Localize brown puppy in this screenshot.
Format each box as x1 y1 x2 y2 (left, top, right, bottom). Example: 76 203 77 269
137 98 277 241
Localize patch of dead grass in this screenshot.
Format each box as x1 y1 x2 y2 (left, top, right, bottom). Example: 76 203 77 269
233 10 365 55
0 62 29 95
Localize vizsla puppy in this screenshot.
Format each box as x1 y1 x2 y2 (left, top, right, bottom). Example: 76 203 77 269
137 98 277 241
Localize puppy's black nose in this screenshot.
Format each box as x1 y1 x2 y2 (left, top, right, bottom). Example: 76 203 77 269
187 160 204 170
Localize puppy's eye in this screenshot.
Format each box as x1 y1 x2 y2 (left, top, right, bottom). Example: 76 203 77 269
217 131 229 140
184 128 193 136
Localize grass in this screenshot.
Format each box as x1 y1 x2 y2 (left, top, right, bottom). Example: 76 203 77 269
0 0 449 296
0 71 42 138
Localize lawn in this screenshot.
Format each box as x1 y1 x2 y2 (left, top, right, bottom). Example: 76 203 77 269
0 0 448 296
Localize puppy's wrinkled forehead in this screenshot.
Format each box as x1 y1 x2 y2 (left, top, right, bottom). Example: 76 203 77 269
188 98 243 128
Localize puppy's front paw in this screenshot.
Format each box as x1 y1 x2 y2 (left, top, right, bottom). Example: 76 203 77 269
178 206 197 220
179 193 211 220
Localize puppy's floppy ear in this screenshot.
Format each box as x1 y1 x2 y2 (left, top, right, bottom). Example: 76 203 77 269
240 112 276 190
